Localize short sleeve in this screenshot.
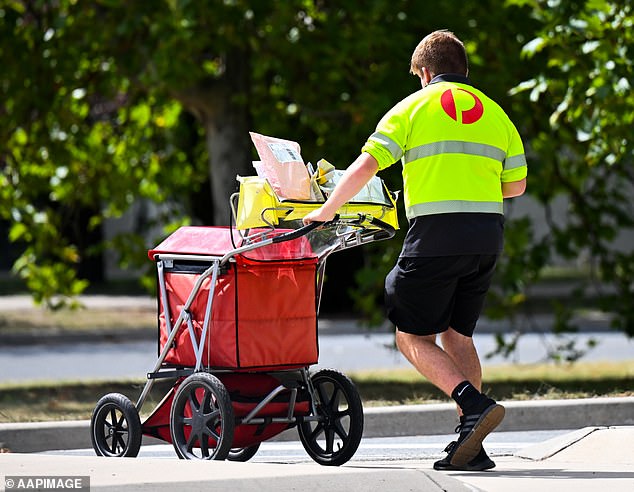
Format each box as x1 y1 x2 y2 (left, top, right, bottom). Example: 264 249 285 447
501 123 527 183
361 101 410 170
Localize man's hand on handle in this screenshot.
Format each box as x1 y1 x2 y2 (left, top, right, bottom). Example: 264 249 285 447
302 207 337 225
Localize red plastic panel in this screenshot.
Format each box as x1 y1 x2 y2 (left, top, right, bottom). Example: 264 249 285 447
148 226 316 260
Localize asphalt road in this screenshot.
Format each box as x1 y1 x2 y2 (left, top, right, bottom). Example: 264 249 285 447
1 331 632 384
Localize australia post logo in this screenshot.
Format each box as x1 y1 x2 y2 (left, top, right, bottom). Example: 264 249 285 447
440 88 484 124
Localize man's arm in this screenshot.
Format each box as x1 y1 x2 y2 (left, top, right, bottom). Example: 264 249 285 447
302 152 379 224
502 178 526 198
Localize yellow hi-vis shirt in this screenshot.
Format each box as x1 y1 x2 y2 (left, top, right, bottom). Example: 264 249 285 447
362 75 527 220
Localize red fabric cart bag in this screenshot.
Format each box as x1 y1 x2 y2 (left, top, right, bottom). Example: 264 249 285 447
153 227 319 370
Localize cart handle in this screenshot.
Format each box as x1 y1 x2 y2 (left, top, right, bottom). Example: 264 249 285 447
269 214 396 244
365 216 397 240
270 218 335 244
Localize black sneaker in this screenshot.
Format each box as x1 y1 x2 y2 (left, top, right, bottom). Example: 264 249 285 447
449 400 505 467
434 441 496 471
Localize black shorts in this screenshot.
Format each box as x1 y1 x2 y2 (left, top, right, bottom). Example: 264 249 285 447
384 254 498 337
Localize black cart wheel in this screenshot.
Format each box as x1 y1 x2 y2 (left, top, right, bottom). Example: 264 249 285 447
298 369 364 466
170 372 235 460
227 443 261 462
90 393 142 458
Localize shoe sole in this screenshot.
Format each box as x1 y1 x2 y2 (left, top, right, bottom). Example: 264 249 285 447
434 459 496 472
449 404 505 467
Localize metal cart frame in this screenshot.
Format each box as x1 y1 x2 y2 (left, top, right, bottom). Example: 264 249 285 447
90 174 398 466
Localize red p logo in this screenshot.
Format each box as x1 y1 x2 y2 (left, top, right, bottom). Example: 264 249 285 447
440 88 484 124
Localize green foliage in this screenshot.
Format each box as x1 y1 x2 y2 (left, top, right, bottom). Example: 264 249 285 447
506 0 634 336
0 1 204 306
487 217 550 317
1 0 535 308
1 0 632 355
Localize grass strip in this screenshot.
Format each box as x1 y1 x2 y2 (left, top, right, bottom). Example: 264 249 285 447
0 361 631 424
350 360 634 406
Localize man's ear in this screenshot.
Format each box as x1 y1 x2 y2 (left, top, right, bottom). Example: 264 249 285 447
421 67 432 86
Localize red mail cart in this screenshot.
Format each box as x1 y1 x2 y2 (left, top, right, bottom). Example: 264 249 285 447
90 173 398 466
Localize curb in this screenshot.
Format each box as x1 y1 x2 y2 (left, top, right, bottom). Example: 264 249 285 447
361 396 634 437
2 397 633 453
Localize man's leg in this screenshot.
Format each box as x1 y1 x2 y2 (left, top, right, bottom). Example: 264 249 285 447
387 255 503 467
441 328 482 395
433 328 496 470
395 328 504 467
395 330 467 397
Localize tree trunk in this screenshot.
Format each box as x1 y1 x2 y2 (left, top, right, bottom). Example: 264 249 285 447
176 50 253 225
203 105 252 225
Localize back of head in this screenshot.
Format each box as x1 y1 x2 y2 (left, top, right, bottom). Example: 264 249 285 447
410 30 468 78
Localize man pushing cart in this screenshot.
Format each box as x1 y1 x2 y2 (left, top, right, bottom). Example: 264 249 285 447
90 134 399 465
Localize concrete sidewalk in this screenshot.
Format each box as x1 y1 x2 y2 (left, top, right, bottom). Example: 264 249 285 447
445 426 634 492
1 398 633 491
2 396 633 453
2 295 632 489
0 426 632 491
1 399 632 491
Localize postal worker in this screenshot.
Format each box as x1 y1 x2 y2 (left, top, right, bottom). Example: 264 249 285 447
303 29 527 470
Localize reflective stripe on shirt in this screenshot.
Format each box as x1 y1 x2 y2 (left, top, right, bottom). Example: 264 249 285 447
367 132 403 161
403 140 507 165
504 153 527 170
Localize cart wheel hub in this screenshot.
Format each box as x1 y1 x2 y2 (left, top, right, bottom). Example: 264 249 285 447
192 421 203 434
